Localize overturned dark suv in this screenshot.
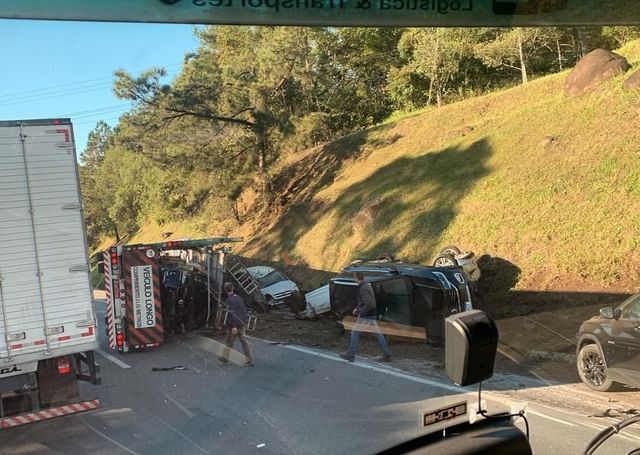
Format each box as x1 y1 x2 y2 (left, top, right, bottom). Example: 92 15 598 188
329 260 473 345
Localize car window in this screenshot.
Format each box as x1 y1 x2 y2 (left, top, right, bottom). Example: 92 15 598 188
376 278 411 325
620 294 640 319
257 270 287 288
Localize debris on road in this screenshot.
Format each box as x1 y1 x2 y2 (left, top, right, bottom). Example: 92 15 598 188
152 365 189 371
256 443 266 448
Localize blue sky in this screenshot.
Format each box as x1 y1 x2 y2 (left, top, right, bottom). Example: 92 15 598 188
0 20 198 155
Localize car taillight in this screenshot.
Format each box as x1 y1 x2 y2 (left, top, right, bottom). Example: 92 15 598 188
57 357 71 375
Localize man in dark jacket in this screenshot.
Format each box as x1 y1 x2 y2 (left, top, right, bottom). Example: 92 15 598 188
218 282 254 366
340 271 392 363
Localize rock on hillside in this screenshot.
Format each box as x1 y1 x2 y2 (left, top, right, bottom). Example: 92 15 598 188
623 68 640 90
565 49 631 96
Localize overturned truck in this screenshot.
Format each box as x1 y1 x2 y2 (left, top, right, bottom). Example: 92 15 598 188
102 237 265 352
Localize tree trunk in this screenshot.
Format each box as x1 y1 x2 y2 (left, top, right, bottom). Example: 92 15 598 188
112 222 120 243
574 27 589 59
556 38 564 71
254 123 271 199
231 200 242 224
517 30 529 84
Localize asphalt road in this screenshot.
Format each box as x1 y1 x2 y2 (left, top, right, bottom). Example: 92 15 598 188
2 302 640 455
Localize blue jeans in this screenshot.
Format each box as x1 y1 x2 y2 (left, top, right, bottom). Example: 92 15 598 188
348 316 391 356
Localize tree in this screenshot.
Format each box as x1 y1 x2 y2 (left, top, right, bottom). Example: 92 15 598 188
79 121 117 247
397 28 485 107
602 26 640 48
475 28 554 84
321 28 402 128
80 120 113 169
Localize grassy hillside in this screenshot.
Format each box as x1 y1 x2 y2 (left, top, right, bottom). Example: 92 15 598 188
126 41 640 295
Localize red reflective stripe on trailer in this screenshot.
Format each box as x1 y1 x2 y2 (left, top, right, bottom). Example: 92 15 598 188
81 326 94 337
0 399 100 430
34 411 49 420
58 336 71 342
104 250 117 350
55 128 70 142
34 340 46 346
9 344 22 349
49 408 65 417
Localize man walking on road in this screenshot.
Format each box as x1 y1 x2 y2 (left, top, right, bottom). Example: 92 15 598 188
340 271 392 363
219 282 254 366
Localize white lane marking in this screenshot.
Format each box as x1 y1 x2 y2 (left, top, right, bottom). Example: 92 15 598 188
149 412 212 455
283 344 462 393
163 394 195 419
96 348 132 369
280 343 627 436
571 421 640 444
528 369 553 386
527 410 577 427
80 416 142 455
497 346 521 365
497 345 553 386
525 400 640 441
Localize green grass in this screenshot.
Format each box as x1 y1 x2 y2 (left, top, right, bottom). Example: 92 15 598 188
239 48 640 290
128 43 640 292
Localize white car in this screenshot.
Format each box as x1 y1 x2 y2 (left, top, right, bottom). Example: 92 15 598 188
247 266 299 307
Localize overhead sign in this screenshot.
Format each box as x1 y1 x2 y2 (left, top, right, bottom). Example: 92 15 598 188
0 0 637 26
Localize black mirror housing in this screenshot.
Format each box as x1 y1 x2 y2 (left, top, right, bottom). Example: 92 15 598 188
445 310 498 387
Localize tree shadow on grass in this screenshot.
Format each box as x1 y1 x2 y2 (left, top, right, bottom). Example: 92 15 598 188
271 125 402 208
326 138 493 262
246 125 402 259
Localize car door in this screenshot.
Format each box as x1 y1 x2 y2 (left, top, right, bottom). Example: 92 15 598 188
605 295 640 387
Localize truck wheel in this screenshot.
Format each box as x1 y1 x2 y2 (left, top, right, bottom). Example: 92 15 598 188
433 253 457 267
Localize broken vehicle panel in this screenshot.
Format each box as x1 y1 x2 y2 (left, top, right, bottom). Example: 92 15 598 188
302 285 331 318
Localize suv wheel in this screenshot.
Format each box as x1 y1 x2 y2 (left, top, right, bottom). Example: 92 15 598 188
439 245 461 256
433 253 457 267
577 343 618 392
